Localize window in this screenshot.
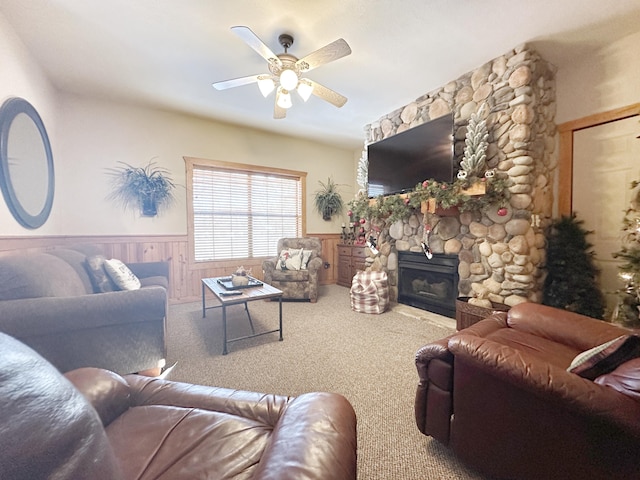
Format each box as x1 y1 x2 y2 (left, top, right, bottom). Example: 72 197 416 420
185 158 306 262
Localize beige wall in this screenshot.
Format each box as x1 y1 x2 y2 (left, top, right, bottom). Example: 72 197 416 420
0 13 57 124
0 12 357 237
54 94 357 236
0 12 58 235
556 30 640 123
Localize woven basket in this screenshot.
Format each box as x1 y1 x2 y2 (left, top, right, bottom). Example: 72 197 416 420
455 297 510 330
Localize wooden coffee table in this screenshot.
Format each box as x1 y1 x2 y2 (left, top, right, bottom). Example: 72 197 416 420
201 277 283 355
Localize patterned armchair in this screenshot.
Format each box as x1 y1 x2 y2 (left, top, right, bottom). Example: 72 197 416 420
262 238 323 303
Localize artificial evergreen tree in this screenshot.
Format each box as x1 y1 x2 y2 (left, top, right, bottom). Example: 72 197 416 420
611 179 640 327
459 104 488 179
542 213 605 319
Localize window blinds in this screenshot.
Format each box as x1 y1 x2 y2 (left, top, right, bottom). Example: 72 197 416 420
192 166 302 261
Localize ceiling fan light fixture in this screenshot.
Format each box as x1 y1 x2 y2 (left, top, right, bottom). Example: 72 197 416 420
257 77 275 97
214 27 352 119
276 88 293 109
297 80 314 102
279 68 299 91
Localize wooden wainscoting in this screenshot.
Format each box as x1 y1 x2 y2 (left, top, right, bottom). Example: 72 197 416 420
0 233 342 303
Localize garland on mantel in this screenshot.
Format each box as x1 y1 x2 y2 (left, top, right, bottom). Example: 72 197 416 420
348 176 510 224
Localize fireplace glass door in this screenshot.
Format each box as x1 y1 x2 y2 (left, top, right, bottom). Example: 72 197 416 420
398 252 459 318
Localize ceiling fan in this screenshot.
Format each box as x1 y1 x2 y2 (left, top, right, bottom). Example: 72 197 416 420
213 26 352 119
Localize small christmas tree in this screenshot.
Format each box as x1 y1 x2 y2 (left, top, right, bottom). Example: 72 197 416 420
459 104 488 179
542 213 606 319
611 179 640 327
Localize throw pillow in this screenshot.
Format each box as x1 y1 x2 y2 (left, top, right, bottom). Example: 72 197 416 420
275 248 303 271
103 259 141 291
84 255 115 293
567 334 640 380
594 357 640 401
300 249 313 270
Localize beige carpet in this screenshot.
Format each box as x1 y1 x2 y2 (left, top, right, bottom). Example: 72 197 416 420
166 284 487 480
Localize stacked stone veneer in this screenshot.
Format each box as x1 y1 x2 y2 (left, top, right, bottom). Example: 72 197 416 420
362 44 557 307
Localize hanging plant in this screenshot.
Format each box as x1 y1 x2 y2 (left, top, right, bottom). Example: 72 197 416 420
107 160 176 217
314 177 345 221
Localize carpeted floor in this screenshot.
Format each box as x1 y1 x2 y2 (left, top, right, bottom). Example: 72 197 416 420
166 284 487 480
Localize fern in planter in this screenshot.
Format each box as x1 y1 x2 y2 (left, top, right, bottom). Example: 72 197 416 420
107 161 176 217
314 177 344 221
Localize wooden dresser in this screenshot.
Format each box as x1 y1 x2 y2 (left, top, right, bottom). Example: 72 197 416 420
337 244 367 287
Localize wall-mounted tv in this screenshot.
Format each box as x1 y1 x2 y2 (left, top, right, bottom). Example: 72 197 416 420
367 113 455 197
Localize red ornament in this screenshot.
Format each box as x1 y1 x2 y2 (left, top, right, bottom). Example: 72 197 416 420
422 180 429 188
359 218 366 224
497 207 508 216
347 210 353 217
441 184 447 190
404 197 410 205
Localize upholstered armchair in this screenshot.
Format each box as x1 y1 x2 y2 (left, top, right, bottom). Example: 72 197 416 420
262 237 322 302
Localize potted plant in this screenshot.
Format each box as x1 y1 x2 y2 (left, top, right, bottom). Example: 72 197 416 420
314 177 344 221
107 160 176 216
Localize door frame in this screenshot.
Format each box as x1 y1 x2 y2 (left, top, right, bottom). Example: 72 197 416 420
558 103 640 216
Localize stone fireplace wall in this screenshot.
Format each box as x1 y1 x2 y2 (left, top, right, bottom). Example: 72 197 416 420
362 44 557 307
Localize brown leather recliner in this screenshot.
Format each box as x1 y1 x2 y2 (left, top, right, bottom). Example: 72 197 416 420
415 302 640 480
0 332 357 480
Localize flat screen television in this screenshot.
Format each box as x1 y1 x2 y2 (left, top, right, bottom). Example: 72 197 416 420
367 113 455 197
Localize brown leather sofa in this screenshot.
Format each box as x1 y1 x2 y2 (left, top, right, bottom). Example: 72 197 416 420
415 302 640 480
0 332 357 480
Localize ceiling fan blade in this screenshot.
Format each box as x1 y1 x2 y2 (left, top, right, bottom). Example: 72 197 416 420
274 91 287 119
212 74 261 90
231 26 282 68
307 80 348 108
296 38 351 73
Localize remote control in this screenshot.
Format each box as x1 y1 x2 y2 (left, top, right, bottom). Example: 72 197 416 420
220 291 242 296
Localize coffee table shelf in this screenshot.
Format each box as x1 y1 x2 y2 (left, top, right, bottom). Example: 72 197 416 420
201 277 283 355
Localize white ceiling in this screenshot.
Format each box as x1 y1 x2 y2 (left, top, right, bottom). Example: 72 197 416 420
3 0 640 149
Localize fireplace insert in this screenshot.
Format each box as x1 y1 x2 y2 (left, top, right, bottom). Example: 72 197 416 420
398 251 459 318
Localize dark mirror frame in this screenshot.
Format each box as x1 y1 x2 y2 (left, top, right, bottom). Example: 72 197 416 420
0 97 55 229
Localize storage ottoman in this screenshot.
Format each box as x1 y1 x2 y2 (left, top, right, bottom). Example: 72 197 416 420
350 271 389 314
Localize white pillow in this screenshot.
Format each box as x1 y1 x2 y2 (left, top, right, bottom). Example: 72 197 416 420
300 249 313 270
104 258 141 290
275 248 303 271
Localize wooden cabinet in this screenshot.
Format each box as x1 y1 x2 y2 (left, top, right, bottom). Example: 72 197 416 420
337 244 367 287
455 297 511 330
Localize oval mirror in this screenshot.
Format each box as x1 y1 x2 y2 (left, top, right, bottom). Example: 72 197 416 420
0 97 55 229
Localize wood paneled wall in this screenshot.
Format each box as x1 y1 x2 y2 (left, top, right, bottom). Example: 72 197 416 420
0 234 342 303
